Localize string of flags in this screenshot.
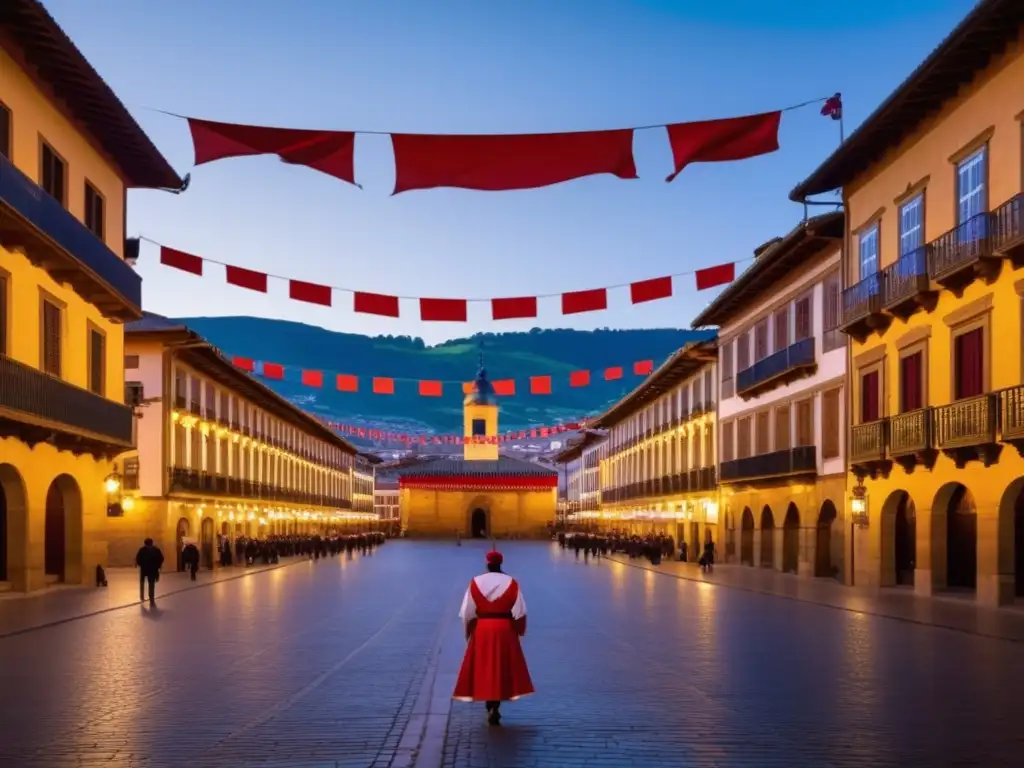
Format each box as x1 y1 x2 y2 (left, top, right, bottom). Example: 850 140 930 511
151 238 741 321
154 94 841 194
314 414 586 445
232 352 659 396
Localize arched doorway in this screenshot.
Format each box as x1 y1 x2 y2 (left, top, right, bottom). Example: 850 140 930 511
201 517 215 570
944 484 977 591
760 506 775 569
470 509 488 538
175 518 190 572
724 510 735 561
815 501 838 578
740 508 754 566
0 464 27 586
44 475 82 584
894 494 917 586
782 503 800 574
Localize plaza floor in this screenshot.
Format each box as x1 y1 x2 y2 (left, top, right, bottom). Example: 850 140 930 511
1 542 1022 767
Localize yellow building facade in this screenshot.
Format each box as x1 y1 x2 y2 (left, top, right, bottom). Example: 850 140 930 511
582 342 721 554
109 314 363 570
398 363 557 538
0 1 182 591
791 0 1024 605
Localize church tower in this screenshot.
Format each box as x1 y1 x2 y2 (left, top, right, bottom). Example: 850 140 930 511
463 354 499 461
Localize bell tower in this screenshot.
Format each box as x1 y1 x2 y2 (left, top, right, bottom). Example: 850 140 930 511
463 352 499 461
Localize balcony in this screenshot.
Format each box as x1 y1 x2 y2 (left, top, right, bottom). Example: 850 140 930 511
888 408 937 472
934 394 1000 467
839 272 887 342
928 213 999 297
167 468 352 508
0 153 141 321
850 419 889 477
720 446 816 484
0 354 133 457
735 337 816 399
991 194 1024 266
881 247 936 320
1000 386 1024 456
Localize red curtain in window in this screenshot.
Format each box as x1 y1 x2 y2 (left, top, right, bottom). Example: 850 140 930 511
954 328 984 399
861 371 879 422
900 353 922 412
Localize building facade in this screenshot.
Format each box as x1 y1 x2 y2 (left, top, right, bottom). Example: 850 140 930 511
586 342 720 553
354 454 378 516
110 314 361 569
373 474 400 533
791 0 1024 605
692 214 847 580
0 1 182 591
553 430 606 526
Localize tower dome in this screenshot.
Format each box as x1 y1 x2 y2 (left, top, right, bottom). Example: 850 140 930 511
464 353 497 406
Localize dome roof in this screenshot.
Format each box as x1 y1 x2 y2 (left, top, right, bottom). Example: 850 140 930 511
464 359 497 406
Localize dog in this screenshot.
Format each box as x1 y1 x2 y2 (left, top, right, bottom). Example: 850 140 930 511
95 564 108 587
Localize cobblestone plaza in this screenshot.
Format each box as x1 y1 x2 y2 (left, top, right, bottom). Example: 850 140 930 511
1 542 1023 767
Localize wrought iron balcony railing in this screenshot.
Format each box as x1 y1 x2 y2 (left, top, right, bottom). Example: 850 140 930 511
736 337 815 396
720 446 816 483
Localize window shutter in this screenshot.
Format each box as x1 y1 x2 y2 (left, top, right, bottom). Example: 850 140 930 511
796 400 814 446
795 296 812 340
89 329 104 395
722 422 734 462
0 272 7 355
823 389 841 458
774 306 789 352
774 405 791 450
737 333 750 370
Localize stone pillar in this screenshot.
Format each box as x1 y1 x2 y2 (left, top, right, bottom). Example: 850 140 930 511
753 528 762 568
798 525 815 577
976 501 1013 607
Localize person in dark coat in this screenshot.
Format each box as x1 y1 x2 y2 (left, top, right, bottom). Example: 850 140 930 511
182 541 200 581
135 538 164 605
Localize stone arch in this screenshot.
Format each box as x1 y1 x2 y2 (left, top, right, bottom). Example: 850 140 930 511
815 500 838 578
880 489 916 587
466 496 491 539
175 517 190 572
782 503 800 574
44 474 83 584
201 516 215 570
933 482 976 592
740 507 754 566
0 464 28 589
997 477 1024 599
759 505 775 569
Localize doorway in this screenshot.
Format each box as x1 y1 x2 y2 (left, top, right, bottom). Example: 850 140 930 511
782 503 799 574
201 517 215 570
946 484 977 591
44 481 66 581
760 506 775 569
0 479 6 582
690 522 700 562
470 509 488 538
1016 486 1024 597
740 508 754 566
176 518 190 572
815 501 837 578
894 494 917 586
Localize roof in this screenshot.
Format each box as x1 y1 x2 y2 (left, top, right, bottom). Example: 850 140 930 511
397 456 557 478
125 312 356 454
552 430 607 465
690 212 844 328
464 362 497 407
357 452 384 465
1 0 182 189
790 0 1024 200
588 340 718 429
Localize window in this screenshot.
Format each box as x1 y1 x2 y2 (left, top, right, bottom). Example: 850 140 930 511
957 148 987 225
40 141 66 205
703 369 712 405
218 439 228 476
736 417 751 459
0 270 8 355
173 422 186 466
220 391 229 423
87 327 105 395
953 327 984 399
41 298 62 376
84 182 104 240
0 102 9 159
773 306 789 352
774 405 791 451
721 340 734 398
900 352 924 412
736 333 750 372
692 376 703 410
755 411 770 455
795 399 814 446
794 295 812 341
822 273 843 352
860 370 880 423
205 382 216 417
124 354 139 369
754 319 769 361
899 194 924 255
859 224 879 279
123 458 140 490
822 389 841 459
125 381 144 406
703 426 713 467
472 418 487 436
189 424 201 469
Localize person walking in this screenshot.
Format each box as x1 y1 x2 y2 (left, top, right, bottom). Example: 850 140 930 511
135 538 164 605
182 540 200 581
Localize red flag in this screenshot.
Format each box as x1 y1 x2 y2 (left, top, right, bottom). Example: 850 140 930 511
530 375 552 395
630 276 673 304
665 111 781 182
821 93 843 121
462 381 474 395
354 291 400 318
301 369 323 387
419 380 443 397
494 379 516 396
391 130 637 193
231 356 255 372
569 370 590 387
633 360 654 375
604 366 623 380
289 279 332 306
187 118 357 186
160 246 203 276
336 374 359 392
225 265 268 292
262 362 284 380
420 298 467 322
695 262 736 290
373 377 395 395
491 296 538 320
562 288 607 315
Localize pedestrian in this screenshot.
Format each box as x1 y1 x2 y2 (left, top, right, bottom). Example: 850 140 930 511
453 549 534 726
182 539 200 581
135 537 164 605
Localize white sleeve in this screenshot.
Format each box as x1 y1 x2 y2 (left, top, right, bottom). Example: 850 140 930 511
511 588 526 620
459 585 476 622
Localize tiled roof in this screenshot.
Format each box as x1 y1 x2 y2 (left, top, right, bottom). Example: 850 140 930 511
125 312 187 333
397 456 557 478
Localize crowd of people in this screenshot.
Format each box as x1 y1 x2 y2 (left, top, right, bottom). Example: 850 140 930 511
220 532 386 566
558 530 715 570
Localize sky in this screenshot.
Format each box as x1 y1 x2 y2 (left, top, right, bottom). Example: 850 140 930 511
44 0 978 346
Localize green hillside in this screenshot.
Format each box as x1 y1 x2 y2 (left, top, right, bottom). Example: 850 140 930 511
178 316 716 433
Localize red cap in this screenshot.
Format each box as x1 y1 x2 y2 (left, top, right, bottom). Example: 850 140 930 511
486 550 503 566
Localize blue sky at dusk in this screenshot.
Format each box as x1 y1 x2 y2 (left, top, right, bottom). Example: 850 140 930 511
45 0 975 345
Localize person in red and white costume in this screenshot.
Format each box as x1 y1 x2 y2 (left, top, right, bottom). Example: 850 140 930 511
452 549 534 725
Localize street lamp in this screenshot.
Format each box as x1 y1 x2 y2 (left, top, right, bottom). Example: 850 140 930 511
849 481 869 527
104 472 124 517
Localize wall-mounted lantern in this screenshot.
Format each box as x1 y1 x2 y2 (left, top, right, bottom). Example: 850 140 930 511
850 482 869 528
105 472 124 517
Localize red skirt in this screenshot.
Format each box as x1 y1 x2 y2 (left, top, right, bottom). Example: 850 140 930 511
452 618 535 702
